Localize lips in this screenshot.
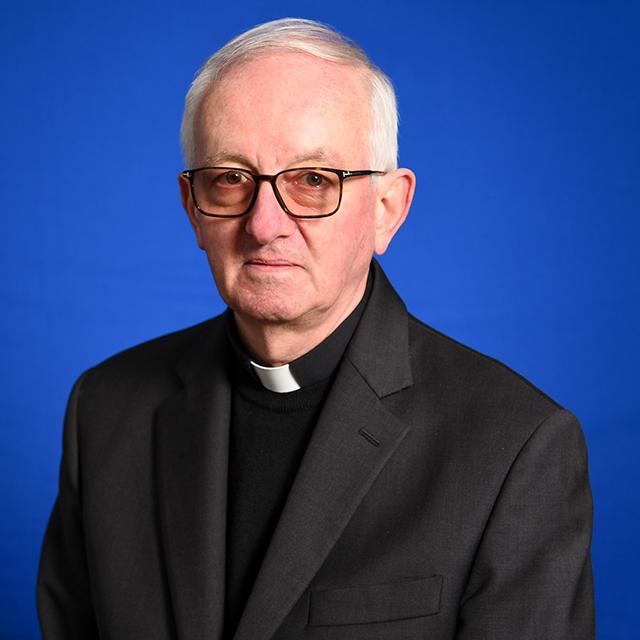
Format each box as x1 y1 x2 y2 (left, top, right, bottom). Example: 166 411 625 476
245 257 299 268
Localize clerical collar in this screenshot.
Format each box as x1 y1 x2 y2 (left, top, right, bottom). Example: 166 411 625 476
225 267 374 393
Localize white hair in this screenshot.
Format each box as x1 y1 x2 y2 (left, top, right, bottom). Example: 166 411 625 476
180 18 398 171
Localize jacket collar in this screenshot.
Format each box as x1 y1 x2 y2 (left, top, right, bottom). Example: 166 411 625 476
346 259 413 397
154 318 230 640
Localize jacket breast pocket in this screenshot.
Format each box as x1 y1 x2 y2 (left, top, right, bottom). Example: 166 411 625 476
307 575 443 627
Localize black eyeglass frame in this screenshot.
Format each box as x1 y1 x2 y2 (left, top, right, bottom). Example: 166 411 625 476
181 166 386 219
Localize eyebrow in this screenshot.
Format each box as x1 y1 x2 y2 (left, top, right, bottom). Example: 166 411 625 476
202 148 338 171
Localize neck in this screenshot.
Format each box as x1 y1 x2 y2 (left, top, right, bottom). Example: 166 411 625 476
234 276 368 366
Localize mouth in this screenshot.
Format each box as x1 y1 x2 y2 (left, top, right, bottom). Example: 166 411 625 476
244 257 300 269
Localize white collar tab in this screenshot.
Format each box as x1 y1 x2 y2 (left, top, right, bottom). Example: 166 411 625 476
250 361 301 393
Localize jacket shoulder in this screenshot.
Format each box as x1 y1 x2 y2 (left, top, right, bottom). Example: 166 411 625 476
79 315 224 394
405 314 570 432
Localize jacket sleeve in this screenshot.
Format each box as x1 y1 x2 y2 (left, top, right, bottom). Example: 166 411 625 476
36 372 99 639
456 409 595 639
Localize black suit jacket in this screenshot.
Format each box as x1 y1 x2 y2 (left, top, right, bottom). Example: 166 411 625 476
37 261 595 639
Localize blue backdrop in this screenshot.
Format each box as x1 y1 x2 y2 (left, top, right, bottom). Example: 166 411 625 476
1 2 638 638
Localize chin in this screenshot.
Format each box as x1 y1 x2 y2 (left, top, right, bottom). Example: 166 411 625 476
228 291 309 325
220 271 312 321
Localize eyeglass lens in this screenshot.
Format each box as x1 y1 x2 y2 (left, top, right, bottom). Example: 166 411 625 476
191 168 342 217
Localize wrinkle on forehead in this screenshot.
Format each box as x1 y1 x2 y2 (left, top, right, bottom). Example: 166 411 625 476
201 148 341 172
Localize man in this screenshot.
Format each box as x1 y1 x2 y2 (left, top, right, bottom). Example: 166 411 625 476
37 18 595 639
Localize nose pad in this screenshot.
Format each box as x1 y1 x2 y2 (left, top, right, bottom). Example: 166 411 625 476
243 180 295 244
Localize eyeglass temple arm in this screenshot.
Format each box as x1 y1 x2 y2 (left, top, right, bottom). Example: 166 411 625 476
341 170 386 178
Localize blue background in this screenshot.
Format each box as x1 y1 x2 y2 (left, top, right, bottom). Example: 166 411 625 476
1 1 638 637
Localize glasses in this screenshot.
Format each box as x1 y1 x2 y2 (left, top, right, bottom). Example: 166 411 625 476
181 166 386 219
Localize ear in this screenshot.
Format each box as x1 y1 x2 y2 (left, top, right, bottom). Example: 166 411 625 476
373 168 416 255
178 173 206 250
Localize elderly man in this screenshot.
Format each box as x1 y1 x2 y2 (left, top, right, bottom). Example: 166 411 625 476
37 18 595 640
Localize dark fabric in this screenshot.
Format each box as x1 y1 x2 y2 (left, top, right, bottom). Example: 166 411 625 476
37 259 595 640
225 371 332 637
308 575 443 626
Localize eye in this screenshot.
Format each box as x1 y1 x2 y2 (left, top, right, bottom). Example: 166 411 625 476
302 172 327 188
221 170 247 185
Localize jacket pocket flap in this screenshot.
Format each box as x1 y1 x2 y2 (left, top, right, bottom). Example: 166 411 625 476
308 575 443 626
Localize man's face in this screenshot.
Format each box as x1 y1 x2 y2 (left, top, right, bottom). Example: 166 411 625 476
181 52 385 331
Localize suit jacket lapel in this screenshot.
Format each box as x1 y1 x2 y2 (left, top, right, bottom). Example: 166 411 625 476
155 319 231 640
233 261 414 640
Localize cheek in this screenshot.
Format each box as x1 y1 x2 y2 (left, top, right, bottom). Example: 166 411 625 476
306 215 374 285
198 224 242 277
199 219 240 253
339 203 377 256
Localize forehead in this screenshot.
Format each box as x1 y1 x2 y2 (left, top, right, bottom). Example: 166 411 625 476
192 51 371 167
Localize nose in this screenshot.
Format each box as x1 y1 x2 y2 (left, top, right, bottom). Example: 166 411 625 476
243 180 296 245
